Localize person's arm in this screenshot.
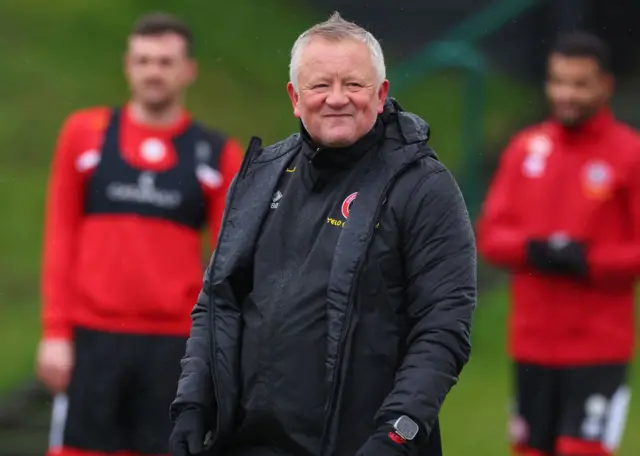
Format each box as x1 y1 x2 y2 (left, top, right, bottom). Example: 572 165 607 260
170 259 216 420
205 138 244 251
374 165 477 441
476 139 529 270
168 256 217 456
41 114 85 341
587 151 640 283
37 113 86 394
170 174 240 421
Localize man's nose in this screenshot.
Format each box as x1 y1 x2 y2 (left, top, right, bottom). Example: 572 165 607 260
142 60 165 75
325 86 349 107
557 84 579 100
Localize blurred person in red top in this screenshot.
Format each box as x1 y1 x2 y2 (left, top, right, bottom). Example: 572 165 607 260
477 31 640 456
36 12 243 456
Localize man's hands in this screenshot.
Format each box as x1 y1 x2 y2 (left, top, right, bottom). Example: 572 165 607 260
169 406 210 456
36 339 74 393
526 233 588 278
355 425 418 456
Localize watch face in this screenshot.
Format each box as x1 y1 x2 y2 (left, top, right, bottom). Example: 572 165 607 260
396 416 419 440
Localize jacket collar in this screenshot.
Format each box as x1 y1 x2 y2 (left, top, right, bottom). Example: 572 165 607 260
550 107 614 144
300 118 384 170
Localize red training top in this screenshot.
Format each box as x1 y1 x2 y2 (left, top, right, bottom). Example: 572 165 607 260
40 104 244 341
477 108 640 365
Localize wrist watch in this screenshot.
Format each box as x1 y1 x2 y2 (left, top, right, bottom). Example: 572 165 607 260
387 415 419 441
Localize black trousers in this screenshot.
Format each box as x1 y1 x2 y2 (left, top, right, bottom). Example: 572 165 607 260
49 327 187 454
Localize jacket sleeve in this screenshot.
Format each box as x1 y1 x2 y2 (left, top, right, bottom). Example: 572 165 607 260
170 260 216 421
170 175 239 422
375 166 477 438
476 138 529 270
588 151 640 283
41 114 85 341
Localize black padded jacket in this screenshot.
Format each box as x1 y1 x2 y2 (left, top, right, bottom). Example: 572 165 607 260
170 98 477 456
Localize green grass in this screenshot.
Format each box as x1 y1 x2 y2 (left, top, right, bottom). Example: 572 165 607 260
5 286 640 456
3 4 635 455
0 1 540 395
440 287 640 456
0 0 319 395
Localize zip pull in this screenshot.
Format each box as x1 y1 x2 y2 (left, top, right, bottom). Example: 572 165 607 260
308 146 323 164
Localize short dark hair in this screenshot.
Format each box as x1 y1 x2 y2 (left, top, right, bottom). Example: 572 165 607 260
550 31 611 72
131 12 194 56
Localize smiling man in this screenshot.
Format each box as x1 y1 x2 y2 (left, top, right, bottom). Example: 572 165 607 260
169 12 477 456
37 12 243 456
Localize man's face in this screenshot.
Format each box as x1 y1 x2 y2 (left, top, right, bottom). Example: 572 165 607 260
125 33 196 111
545 53 612 126
287 37 389 148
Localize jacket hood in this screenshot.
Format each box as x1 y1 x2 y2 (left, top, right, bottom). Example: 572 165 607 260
379 97 431 146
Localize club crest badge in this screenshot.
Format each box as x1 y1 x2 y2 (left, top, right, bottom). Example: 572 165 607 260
140 138 166 163
522 134 552 178
341 192 358 219
582 160 614 199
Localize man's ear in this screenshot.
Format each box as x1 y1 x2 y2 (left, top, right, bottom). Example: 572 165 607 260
123 52 131 82
377 80 390 114
602 73 615 100
287 82 301 118
186 59 198 85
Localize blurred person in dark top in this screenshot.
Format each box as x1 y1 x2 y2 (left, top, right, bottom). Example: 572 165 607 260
37 12 243 456
168 11 477 456
477 31 640 456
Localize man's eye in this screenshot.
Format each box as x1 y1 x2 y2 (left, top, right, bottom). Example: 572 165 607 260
347 83 363 88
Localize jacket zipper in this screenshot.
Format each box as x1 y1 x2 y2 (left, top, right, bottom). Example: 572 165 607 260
321 162 414 455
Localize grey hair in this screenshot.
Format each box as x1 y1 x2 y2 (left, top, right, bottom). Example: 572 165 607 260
289 12 386 92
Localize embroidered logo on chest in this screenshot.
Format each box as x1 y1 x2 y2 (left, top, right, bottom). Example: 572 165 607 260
326 192 381 230
522 134 552 178
582 160 614 200
326 192 357 228
106 171 183 209
270 190 283 209
140 138 167 163
341 192 358 219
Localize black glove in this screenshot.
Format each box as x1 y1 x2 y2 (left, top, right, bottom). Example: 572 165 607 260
169 406 210 456
526 237 588 277
355 425 418 456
